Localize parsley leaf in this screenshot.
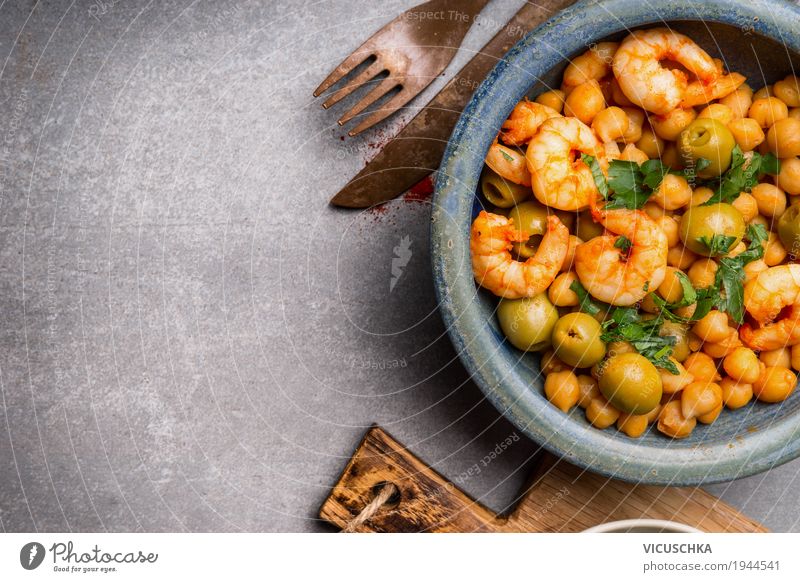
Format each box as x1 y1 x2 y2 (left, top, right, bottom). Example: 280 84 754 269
581 154 608 199
614 235 632 251
500 149 514 163
569 279 603 315
702 146 781 206
698 234 736 256
710 223 768 323
600 307 678 374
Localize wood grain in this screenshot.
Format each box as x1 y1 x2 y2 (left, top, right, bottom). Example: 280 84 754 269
319 426 767 533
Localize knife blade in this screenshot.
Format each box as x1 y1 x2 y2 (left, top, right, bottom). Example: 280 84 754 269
330 0 577 208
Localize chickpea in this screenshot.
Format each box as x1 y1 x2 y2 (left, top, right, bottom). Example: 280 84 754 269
636 126 664 159
752 85 773 101
535 89 566 113
675 303 697 320
722 346 761 383
657 400 697 438
585 396 621 429
658 147 681 173
749 214 769 230
563 52 607 88
652 107 697 141
697 403 723 424
791 344 800 371
642 201 667 220
545 370 580 412
791 108 800 120
702 328 743 359
763 232 788 266
731 192 759 222
684 352 721 383
564 79 606 124
617 412 649 438
561 235 582 272
688 258 718 290
692 310 729 343
751 183 787 218
667 245 698 270
660 358 694 394
655 215 680 248
699 103 734 126
576 374 600 409
603 140 621 161
748 96 789 128
744 258 769 284
724 241 747 259
773 75 800 108
610 78 634 107
689 186 715 206
592 106 629 142
653 174 692 210
720 84 753 119
687 332 703 353
619 143 649 164
753 366 797 402
541 350 568 375
655 267 685 304
766 117 800 158
681 381 723 419
621 107 645 143
720 377 753 409
777 157 800 195
760 347 790 369
549 271 580 307
727 118 765 152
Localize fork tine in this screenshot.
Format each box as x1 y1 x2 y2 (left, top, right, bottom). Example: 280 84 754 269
313 50 373 98
347 88 416 136
322 60 386 110
337 77 401 126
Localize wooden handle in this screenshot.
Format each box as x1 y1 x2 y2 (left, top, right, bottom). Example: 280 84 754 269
320 426 768 533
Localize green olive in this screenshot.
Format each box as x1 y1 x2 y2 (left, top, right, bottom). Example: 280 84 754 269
497 294 558 352
598 353 663 415
659 321 690 363
481 167 530 208
777 204 800 257
552 312 607 368
678 118 736 178
678 203 745 255
576 211 604 241
508 201 548 259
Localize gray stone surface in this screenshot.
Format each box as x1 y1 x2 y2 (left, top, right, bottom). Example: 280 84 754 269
0 0 798 533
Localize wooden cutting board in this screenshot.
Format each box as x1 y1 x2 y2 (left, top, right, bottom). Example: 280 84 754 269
320 426 767 532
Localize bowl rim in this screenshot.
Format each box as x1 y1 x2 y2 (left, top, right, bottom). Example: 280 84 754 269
431 0 800 485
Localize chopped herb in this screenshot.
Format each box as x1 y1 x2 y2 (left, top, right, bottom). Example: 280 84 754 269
600 307 678 374
701 146 781 206
582 156 670 210
500 149 514 163
698 234 736 256
614 235 632 252
581 154 608 199
569 279 603 315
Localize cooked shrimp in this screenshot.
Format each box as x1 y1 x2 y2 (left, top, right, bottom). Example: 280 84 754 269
740 264 800 351
526 117 606 211
574 197 668 306
612 28 718 114
681 72 746 108
500 99 561 146
471 211 569 299
485 141 531 186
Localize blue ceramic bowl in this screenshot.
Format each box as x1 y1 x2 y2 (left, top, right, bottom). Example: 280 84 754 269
432 0 800 485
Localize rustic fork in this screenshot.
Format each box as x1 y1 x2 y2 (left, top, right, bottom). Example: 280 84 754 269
314 0 491 136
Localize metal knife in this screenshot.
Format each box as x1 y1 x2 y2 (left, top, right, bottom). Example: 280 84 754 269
330 0 576 208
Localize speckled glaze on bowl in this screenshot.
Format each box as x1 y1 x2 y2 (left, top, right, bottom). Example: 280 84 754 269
432 0 800 485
